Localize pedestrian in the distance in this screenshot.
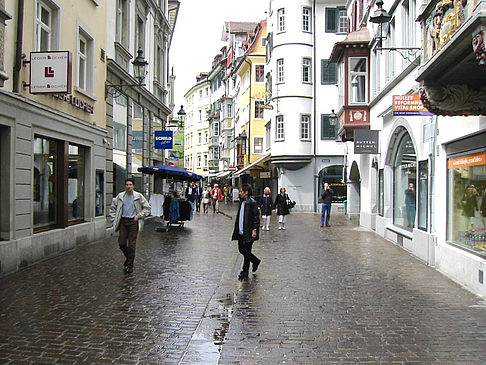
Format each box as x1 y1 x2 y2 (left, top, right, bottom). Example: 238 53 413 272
232 183 261 280
194 183 202 212
185 182 196 203
201 186 210 214
320 182 334 227
109 178 151 274
210 183 224 213
259 187 273 231
273 187 291 230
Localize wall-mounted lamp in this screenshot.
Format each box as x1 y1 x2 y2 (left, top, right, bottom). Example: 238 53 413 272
369 0 421 62
105 49 148 98
329 109 338 126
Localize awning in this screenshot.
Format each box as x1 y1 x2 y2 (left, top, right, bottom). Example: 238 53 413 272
232 153 270 177
138 165 205 181
216 170 233 178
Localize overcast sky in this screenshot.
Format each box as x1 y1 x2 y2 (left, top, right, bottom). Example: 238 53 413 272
169 0 268 111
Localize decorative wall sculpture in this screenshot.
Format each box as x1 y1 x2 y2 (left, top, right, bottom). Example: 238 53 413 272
419 84 486 115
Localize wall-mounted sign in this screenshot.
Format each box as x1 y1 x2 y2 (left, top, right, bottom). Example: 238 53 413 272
354 130 379 154
52 93 94 113
448 153 486 169
393 95 433 116
260 171 271 178
30 51 72 94
154 130 173 149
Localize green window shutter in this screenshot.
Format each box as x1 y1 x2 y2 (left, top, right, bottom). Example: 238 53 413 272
321 60 338 85
325 8 337 33
321 114 336 139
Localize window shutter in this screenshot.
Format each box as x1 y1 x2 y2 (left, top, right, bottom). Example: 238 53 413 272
321 114 336 139
325 8 337 33
321 60 338 85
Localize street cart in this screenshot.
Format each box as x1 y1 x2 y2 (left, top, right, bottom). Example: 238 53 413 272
138 165 205 231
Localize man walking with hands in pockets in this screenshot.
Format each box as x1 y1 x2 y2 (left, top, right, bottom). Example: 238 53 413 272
232 184 261 280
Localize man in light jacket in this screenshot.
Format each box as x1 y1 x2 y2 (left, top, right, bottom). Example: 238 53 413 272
109 178 151 273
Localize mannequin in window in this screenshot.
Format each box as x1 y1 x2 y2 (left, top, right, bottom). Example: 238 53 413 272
405 182 416 228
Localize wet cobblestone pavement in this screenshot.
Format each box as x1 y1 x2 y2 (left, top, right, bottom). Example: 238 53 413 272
1 204 486 364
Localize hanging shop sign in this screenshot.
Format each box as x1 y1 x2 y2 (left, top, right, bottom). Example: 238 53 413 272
393 95 433 116
30 51 72 94
260 171 271 178
354 130 379 154
154 130 173 149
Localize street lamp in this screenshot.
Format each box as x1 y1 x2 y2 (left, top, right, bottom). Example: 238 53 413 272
369 0 420 62
177 105 186 128
329 109 338 126
105 48 149 98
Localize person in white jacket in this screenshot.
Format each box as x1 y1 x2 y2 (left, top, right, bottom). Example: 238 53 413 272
109 178 151 273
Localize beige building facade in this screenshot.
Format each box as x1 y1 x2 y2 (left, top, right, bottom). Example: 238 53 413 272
0 0 109 276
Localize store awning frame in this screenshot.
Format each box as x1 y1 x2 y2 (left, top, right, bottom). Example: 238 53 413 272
232 153 271 177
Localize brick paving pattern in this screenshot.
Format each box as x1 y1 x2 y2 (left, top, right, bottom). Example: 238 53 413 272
1 205 485 364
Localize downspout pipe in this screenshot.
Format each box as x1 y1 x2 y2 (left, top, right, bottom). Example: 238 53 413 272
312 0 317 212
13 0 24 93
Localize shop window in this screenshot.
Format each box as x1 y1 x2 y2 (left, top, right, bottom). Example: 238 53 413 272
33 136 58 228
95 170 104 216
34 136 87 230
418 160 428 231
68 144 85 222
318 165 346 203
393 133 416 229
132 102 144 174
447 151 486 255
378 169 384 216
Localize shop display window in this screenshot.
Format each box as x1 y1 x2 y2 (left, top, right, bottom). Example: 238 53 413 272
33 136 58 228
68 144 85 221
393 133 416 229
378 169 384 216
418 160 428 231
95 170 104 216
318 165 347 202
447 151 486 255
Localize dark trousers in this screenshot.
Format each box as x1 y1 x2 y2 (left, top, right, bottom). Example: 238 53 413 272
196 198 201 212
118 218 138 266
237 236 259 274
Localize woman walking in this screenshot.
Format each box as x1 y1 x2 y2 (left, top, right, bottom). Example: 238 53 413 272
274 187 291 230
259 187 273 231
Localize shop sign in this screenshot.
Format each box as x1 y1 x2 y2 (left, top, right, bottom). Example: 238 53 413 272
354 130 379 154
260 171 271 178
154 131 173 149
30 51 72 94
52 93 94 114
448 153 486 169
393 95 433 116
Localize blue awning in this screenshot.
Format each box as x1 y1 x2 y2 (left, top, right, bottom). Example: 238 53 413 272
138 165 205 181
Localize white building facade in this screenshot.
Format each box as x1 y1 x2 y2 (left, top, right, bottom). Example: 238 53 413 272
184 73 210 177
334 0 486 298
265 0 348 212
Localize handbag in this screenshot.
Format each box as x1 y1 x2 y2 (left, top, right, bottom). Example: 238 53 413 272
287 200 296 209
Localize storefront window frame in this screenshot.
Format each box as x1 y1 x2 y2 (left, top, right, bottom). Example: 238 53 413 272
417 160 428 231
446 148 486 258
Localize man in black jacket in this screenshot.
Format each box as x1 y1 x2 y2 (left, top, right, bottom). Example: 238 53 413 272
232 184 261 280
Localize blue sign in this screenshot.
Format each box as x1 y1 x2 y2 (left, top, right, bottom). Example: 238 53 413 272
154 130 173 149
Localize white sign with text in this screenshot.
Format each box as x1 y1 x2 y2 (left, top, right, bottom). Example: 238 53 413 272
30 51 72 94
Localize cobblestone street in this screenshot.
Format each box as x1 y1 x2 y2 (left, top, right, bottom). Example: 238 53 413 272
1 205 486 364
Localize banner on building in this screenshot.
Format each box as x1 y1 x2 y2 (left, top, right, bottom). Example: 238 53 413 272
393 95 433 116
447 153 486 169
154 131 173 149
30 51 72 94
354 130 379 154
